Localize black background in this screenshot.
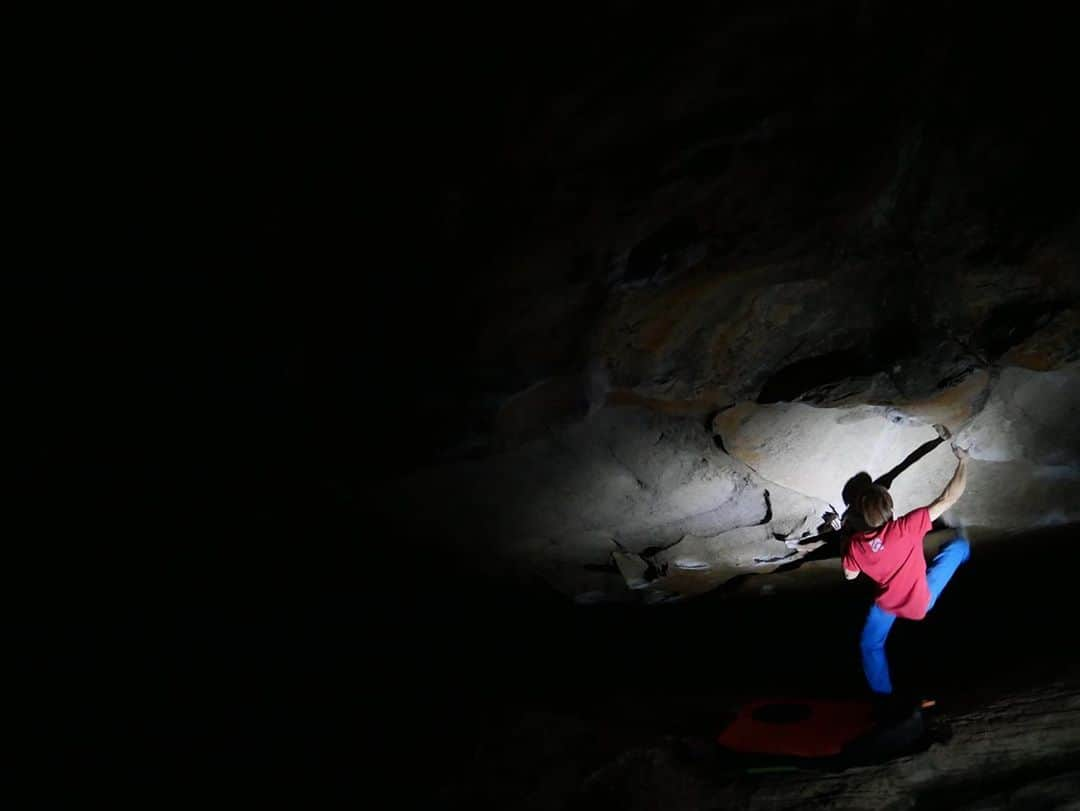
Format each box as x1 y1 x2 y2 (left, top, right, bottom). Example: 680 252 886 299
7 1 1079 800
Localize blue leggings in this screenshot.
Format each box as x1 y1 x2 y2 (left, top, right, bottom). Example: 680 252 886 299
860 538 970 694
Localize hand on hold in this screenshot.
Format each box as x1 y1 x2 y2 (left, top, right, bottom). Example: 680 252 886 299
822 505 841 531
952 444 969 462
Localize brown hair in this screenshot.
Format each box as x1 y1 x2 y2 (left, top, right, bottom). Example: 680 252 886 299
858 485 894 530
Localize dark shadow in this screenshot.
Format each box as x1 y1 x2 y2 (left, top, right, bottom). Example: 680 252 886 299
759 489 772 525
623 215 700 284
713 572 756 595
774 534 845 569
975 299 1064 360
842 472 873 508
874 436 946 490
755 319 918 405
756 348 868 404
584 562 619 574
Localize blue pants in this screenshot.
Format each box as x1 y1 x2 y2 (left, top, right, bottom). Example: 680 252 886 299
860 538 970 694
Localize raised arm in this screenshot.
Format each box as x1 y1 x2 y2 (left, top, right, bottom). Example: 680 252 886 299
927 446 969 521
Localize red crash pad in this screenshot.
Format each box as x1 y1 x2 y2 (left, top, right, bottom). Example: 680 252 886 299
716 698 877 758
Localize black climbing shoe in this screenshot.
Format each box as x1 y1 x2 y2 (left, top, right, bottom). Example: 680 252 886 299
872 692 920 726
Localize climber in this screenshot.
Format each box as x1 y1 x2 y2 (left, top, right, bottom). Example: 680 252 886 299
842 444 971 701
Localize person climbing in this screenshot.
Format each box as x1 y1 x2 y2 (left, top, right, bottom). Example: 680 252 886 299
842 444 971 704
776 425 954 570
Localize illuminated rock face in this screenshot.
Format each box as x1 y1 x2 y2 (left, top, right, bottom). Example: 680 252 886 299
389 262 1079 601
714 365 1080 537
386 5 1080 602
390 361 1079 601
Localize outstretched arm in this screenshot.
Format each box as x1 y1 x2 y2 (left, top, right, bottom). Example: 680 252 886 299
927 446 969 521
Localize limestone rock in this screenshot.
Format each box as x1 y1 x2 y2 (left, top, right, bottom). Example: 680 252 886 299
955 365 1080 466
651 525 777 596
712 400 947 510
380 6 1080 603
891 368 992 433
999 308 1080 371
383 406 791 599
713 364 1080 538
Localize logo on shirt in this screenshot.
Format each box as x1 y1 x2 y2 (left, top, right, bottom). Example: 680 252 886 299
869 536 885 553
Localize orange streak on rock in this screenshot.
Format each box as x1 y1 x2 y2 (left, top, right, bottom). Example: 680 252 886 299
631 273 729 354
897 369 992 431
606 386 733 416
1000 309 1080 372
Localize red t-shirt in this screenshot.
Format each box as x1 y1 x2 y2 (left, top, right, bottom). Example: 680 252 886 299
842 507 932 620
